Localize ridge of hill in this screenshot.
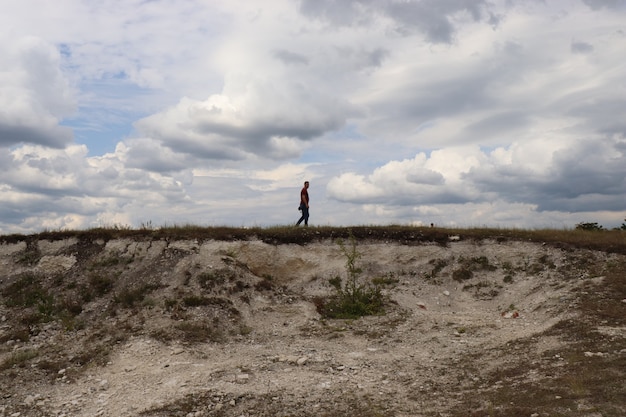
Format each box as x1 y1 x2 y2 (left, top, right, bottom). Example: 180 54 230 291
0 228 625 416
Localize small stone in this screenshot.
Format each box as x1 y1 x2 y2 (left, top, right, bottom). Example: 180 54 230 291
443 290 450 296
58 369 66 375
229 399 236 406
296 357 308 366
99 379 109 390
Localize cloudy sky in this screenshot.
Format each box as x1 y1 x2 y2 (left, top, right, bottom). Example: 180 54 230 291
1 0 625 234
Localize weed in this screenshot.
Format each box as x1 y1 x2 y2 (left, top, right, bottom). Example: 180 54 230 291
427 258 449 280
0 349 38 370
88 274 115 297
316 233 386 319
452 268 473 281
372 272 400 286
113 283 160 308
254 276 274 291
175 321 224 343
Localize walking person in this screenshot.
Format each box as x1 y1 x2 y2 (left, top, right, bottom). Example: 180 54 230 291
296 181 310 226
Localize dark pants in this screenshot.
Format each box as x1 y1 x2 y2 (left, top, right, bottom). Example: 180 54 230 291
296 206 309 226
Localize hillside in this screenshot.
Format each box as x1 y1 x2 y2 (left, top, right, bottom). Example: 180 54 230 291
0 227 625 417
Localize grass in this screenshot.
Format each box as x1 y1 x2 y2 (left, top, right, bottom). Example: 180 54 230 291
0 349 38 371
1 224 623 253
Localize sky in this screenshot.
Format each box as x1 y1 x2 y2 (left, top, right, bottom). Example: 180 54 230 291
1 0 625 234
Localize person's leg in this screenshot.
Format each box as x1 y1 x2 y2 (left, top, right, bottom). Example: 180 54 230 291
303 207 309 226
296 210 305 225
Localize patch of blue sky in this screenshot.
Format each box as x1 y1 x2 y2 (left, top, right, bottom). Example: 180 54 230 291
64 75 171 155
62 118 132 156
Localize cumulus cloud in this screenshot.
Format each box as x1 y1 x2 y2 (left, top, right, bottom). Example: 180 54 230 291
0 144 194 232
328 135 626 216
0 37 76 148
135 78 358 161
327 150 480 206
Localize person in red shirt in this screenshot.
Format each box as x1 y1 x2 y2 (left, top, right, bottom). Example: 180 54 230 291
296 181 310 226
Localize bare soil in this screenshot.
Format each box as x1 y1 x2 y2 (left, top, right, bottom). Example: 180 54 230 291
0 233 624 417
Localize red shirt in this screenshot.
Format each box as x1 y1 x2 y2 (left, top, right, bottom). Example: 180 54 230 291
300 187 309 207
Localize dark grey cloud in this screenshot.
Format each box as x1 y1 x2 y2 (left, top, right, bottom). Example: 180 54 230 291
366 48 390 67
122 138 198 173
571 41 594 54
299 0 493 44
0 124 73 148
272 49 310 65
467 136 626 212
465 111 531 138
582 0 626 11
567 97 626 137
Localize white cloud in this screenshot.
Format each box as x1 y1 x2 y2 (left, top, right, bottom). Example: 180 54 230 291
135 76 358 161
0 36 76 147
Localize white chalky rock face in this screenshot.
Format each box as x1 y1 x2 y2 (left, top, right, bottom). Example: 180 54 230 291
37 255 77 274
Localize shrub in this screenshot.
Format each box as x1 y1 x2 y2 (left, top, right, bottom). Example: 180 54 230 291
575 222 604 231
317 233 385 319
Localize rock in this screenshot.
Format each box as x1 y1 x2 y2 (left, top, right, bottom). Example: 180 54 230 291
443 290 450 296
98 379 109 390
296 357 308 366
278 355 300 364
501 311 519 319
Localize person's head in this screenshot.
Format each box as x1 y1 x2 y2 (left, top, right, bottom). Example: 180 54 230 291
304 181 309 188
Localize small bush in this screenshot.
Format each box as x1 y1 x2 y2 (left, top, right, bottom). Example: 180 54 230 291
575 222 604 231
452 268 473 282
89 274 115 296
113 284 160 308
317 233 386 320
0 349 38 370
175 321 224 343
